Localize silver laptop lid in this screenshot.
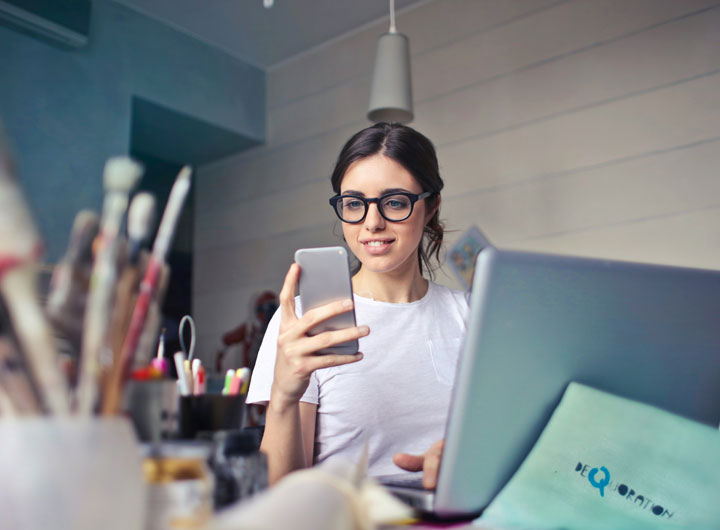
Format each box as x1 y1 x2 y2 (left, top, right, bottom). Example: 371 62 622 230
434 247 720 517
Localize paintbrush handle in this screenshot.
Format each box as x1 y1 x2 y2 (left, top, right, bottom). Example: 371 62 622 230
0 266 69 414
101 257 161 415
99 264 141 416
121 257 161 369
108 265 141 365
151 166 191 262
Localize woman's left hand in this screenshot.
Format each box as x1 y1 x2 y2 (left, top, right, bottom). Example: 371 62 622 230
392 439 445 489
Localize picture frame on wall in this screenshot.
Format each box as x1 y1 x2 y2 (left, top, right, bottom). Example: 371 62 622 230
447 225 491 291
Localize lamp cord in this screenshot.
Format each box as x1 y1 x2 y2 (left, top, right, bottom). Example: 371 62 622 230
389 0 397 33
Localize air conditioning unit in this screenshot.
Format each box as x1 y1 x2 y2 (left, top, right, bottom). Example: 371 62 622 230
0 0 91 48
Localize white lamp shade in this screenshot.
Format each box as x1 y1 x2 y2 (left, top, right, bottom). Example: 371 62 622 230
367 32 413 123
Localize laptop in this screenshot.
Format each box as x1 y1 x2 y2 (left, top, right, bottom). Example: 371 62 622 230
382 247 720 518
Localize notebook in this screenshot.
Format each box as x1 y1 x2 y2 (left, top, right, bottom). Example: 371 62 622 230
381 247 720 517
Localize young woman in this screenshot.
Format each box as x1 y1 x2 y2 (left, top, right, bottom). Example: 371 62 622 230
246 122 469 486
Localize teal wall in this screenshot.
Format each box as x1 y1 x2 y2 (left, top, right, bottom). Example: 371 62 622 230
0 0 265 261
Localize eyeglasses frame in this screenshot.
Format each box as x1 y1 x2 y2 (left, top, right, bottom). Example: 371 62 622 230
329 191 433 224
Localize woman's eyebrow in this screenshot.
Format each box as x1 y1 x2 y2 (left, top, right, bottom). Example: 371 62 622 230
340 187 412 196
341 189 365 196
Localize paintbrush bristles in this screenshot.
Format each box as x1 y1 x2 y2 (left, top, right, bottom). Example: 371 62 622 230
103 157 143 192
127 192 155 243
152 166 192 261
67 210 100 263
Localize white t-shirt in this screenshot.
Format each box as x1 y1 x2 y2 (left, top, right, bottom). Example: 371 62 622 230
246 281 469 476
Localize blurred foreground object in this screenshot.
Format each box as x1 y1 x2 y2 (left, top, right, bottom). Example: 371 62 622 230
210 429 268 509
0 417 146 530
142 441 213 530
212 454 412 530
0 124 69 414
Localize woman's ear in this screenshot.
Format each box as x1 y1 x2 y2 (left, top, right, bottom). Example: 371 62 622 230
425 194 441 224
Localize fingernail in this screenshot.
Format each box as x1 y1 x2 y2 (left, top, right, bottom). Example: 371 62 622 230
359 325 370 335
343 299 353 308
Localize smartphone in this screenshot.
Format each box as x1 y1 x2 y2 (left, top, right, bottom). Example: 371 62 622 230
294 246 358 355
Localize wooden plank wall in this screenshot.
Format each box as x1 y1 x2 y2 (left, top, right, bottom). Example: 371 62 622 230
193 0 720 365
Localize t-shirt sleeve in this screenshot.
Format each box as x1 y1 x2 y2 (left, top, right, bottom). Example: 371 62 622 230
301 371 320 404
246 307 282 405
246 301 320 406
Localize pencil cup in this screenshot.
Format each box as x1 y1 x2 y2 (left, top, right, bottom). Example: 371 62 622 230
178 394 245 439
0 417 146 530
125 379 179 441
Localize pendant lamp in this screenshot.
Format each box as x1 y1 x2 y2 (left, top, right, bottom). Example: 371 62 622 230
367 0 413 123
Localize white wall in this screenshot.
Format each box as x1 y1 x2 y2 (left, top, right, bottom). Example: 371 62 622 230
193 0 720 366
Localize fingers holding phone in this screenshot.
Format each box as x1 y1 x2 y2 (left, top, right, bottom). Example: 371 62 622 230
278 262 301 326
295 247 361 355
272 250 367 405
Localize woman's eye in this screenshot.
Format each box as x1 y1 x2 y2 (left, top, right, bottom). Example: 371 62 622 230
384 197 410 209
343 199 364 210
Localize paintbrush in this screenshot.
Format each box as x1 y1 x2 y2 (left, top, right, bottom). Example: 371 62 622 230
46 210 100 357
131 262 169 369
102 166 191 414
75 157 142 415
101 193 156 413
107 192 155 359
0 126 70 414
126 193 155 263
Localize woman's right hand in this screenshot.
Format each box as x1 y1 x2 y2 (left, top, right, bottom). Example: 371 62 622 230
270 263 368 407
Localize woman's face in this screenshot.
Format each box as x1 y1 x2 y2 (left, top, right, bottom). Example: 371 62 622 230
339 154 433 275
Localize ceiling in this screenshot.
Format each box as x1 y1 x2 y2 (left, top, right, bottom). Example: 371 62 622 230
113 0 427 69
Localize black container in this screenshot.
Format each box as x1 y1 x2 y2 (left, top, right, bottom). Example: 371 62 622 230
178 394 244 439
210 429 268 509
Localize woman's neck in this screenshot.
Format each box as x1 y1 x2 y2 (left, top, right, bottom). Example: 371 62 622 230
352 262 429 303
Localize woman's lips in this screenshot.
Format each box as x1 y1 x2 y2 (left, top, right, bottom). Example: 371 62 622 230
361 239 394 255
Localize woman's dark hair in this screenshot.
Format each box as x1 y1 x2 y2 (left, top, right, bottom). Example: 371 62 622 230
330 122 444 277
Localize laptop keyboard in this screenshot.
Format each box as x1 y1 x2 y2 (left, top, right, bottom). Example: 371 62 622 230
376 473 424 489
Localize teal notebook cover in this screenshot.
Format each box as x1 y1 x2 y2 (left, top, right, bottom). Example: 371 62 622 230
477 382 720 529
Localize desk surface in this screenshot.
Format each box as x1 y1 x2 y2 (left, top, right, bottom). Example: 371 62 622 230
380 521 488 529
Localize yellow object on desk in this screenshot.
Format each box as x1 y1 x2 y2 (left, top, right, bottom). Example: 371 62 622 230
142 442 214 529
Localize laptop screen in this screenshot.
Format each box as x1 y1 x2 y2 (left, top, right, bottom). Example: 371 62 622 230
434 247 720 517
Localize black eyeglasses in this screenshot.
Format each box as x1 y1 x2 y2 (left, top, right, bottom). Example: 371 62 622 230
329 191 432 224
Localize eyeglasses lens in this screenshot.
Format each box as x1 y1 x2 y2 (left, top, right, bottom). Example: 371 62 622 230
380 194 412 221
339 197 366 222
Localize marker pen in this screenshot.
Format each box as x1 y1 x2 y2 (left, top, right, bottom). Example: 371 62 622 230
222 369 234 395
238 367 251 394
174 351 190 396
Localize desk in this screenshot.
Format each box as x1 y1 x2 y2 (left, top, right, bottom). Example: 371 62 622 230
379 522 479 529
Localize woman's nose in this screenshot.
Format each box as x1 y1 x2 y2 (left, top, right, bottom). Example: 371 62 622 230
363 202 385 231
